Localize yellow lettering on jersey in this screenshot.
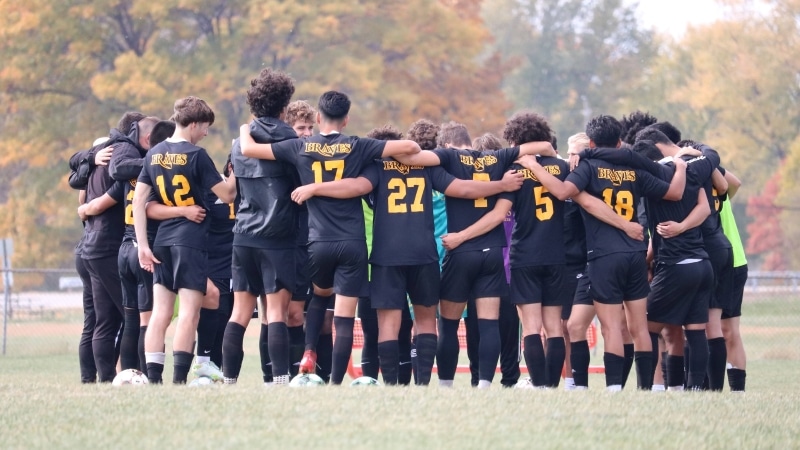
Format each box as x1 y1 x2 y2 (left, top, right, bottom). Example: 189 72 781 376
382 160 424 175
305 142 352 157
458 154 499 171
150 153 188 169
597 168 636 187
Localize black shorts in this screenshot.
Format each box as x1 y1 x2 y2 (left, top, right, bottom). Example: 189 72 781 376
370 263 440 310
118 241 155 312
573 270 593 307
707 246 734 311
587 252 649 305
293 244 311 302
308 240 369 298
561 262 586 320
722 264 748 319
510 264 565 307
440 247 509 302
647 260 713 326
231 246 295 296
153 245 208 294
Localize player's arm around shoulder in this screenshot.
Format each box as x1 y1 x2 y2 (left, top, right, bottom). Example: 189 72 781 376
441 198 513 251
656 189 710 239
392 148 438 167
516 154 578 201
239 124 276 160
444 169 523 199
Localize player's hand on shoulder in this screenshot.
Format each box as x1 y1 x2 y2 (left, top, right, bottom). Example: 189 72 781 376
291 184 317 205
501 170 524 192
95 146 114 166
656 221 684 239
672 156 687 170
675 147 701 159
623 221 644 241
515 154 540 170
182 205 206 223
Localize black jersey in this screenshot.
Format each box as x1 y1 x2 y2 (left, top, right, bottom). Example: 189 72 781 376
567 159 669 260
363 161 456 266
138 140 222 249
232 117 299 248
121 179 159 245
432 147 519 253
272 133 386 242
508 157 569 268
82 166 125 260
206 189 236 279
563 199 587 265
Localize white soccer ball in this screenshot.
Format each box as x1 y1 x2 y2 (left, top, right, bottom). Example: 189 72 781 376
349 376 381 387
188 376 215 387
111 369 149 387
289 373 326 387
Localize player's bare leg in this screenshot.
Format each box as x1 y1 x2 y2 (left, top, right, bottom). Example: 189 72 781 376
567 304 595 390
172 288 204 383
623 298 653 389
721 316 746 391
143 284 175 383
594 302 626 391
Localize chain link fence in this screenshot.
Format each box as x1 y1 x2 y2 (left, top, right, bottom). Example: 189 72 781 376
1 268 798 360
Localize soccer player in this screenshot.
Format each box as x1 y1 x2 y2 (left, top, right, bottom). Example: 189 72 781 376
519 115 686 391
222 69 299 385
239 90 421 385
392 119 556 388
134 96 236 384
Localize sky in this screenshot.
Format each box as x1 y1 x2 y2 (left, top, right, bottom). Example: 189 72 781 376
631 0 726 36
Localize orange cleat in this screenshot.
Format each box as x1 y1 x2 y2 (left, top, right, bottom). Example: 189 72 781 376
298 350 317 374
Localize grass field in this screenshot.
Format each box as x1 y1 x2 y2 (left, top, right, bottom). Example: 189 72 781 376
2 293 800 448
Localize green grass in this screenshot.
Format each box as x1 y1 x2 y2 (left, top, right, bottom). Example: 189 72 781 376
1 355 799 449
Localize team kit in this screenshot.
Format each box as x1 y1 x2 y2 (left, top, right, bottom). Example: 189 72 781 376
70 68 748 391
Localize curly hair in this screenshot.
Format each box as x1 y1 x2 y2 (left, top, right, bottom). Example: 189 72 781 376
246 68 295 119
437 121 471 148
472 133 504 151
406 119 438 150
620 110 658 145
318 91 351 120
585 115 622 148
173 96 214 127
502 111 553 146
285 100 316 127
367 124 403 141
650 121 682 145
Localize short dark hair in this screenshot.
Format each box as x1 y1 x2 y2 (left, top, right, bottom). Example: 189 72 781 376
631 140 663 161
149 120 176 148
585 115 623 147
437 121 471 148
285 100 316 127
318 91 351 121
635 126 672 145
676 139 700 148
650 121 681 144
367 124 403 141
502 111 552 146
117 112 146 135
407 119 438 150
620 110 658 145
172 96 215 127
472 133 504 151
246 68 295 118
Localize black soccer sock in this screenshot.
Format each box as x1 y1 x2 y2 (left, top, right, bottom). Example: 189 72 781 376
436 318 461 381
727 368 746 392
634 351 654 390
685 330 708 390
138 326 148 373
304 294 331 351
410 335 419 385
683 341 691 389
268 322 290 378
173 351 194 384
317 333 333 383
621 343 634 389
523 334 546 387
288 325 305 377
477 319 500 384
331 316 355 385
378 340 400 385
707 337 727 391
570 340 590 388
221 322 246 379
120 308 140 370
660 351 668 385
648 332 660 379
196 308 218 360
415 333 437 386
398 314 414 385
211 299 229 368
146 362 164 384
259 323 272 383
603 352 625 387
359 305 379 379
666 355 685 388
545 337 566 388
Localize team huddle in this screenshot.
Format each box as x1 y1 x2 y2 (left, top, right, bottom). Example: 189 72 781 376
70 68 748 391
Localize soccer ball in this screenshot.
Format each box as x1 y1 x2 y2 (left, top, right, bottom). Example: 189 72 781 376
111 369 148 387
188 376 215 387
289 373 326 387
349 376 381 387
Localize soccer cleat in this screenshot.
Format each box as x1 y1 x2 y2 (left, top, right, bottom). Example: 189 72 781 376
192 361 224 382
514 378 535 390
298 350 317 374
